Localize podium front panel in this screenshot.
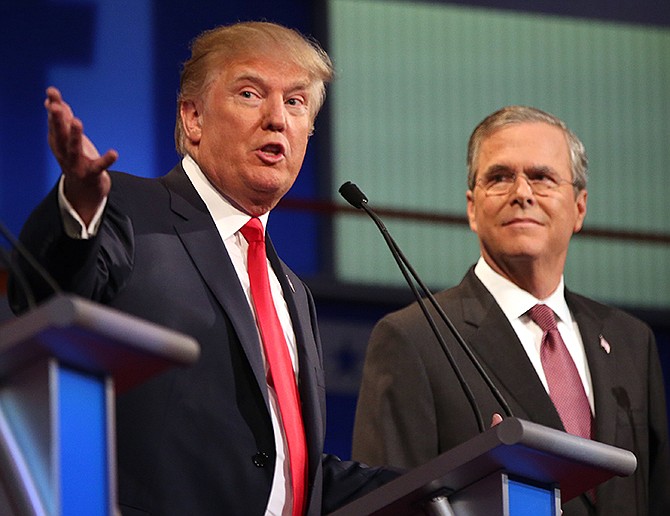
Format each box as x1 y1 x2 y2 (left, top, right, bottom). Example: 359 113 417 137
506 476 560 516
0 357 115 515
58 365 111 515
449 471 559 516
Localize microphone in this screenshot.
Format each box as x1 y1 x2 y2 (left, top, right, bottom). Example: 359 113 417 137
339 181 368 209
339 181 514 431
0 219 62 310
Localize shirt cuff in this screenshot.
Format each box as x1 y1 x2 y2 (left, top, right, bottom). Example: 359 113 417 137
57 175 107 239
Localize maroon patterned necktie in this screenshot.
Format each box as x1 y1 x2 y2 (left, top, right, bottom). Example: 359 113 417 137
240 217 307 516
529 304 593 439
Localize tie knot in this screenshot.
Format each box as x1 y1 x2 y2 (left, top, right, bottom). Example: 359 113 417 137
529 304 558 332
240 217 265 244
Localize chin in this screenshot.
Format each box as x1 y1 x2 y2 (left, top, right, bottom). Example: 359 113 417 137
252 170 295 191
504 249 545 262
247 190 286 214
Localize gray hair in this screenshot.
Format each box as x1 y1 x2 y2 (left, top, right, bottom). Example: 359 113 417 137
466 105 588 193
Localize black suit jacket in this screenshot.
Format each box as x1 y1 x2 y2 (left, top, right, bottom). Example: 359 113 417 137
352 267 670 516
11 165 396 515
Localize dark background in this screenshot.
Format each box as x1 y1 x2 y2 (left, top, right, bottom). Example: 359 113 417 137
1 0 669 460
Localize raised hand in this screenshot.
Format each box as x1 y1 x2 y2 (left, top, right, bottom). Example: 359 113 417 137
45 86 118 226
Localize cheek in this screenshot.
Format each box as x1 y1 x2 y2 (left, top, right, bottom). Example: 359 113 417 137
553 198 584 233
473 198 500 222
288 135 310 168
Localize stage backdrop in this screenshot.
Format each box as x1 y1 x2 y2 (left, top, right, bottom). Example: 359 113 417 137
328 0 670 310
1 0 669 460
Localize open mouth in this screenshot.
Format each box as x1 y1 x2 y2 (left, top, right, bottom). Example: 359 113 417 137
256 143 285 164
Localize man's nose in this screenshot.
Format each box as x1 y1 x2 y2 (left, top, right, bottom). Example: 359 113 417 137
262 96 286 131
510 174 536 203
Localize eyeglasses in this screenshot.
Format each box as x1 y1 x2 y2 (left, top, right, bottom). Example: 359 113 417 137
475 170 576 197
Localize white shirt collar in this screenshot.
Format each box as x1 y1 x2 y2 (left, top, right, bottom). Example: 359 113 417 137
181 154 269 238
474 256 571 324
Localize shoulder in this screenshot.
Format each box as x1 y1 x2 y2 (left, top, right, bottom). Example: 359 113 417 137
107 166 186 211
567 290 654 337
109 170 172 192
108 170 165 200
378 267 482 326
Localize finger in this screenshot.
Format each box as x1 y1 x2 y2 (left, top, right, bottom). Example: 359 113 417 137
93 149 119 172
45 86 62 104
67 117 83 153
47 103 73 146
55 117 84 177
490 413 504 427
45 88 66 118
47 103 68 134
47 106 75 163
45 88 58 110
45 89 74 128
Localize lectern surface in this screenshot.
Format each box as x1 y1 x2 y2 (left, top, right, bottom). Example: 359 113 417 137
330 418 636 515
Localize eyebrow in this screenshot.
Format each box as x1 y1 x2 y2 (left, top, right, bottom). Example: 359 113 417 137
482 164 513 177
483 164 558 177
232 72 312 95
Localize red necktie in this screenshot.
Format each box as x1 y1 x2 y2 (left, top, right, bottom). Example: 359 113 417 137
240 217 307 516
529 304 593 440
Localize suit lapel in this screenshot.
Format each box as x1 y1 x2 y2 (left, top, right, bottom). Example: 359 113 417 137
160 166 269 402
266 237 324 476
456 270 565 431
567 292 618 446
162 167 324 480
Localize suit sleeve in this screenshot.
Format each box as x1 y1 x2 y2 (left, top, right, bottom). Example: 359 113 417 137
351 314 439 469
646 330 670 515
9 179 134 312
320 454 402 513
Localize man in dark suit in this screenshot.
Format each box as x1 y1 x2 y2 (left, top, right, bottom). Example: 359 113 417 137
10 21 397 515
352 105 670 515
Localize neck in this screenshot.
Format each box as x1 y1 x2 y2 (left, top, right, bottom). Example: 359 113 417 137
484 255 563 300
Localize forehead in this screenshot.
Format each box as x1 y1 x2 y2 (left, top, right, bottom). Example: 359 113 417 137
207 52 314 93
478 122 571 171
237 56 309 81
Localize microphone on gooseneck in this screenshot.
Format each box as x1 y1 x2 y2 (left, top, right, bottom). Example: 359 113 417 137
339 181 514 432
0 219 62 310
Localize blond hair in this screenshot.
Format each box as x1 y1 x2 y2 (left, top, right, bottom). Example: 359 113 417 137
174 21 334 156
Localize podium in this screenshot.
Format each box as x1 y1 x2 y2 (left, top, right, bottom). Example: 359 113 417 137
331 417 637 515
0 295 199 516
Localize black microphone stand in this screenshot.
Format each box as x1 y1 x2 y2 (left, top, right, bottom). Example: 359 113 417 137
339 181 514 432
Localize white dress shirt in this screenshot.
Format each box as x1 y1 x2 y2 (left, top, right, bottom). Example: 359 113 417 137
474 257 595 414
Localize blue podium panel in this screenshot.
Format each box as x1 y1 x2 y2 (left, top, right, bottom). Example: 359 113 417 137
507 477 558 516
450 470 560 516
0 359 114 515
58 366 110 516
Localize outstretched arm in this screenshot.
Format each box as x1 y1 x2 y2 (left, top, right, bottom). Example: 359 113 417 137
45 86 118 226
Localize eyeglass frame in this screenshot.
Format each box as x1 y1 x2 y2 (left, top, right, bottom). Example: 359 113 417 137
474 167 578 197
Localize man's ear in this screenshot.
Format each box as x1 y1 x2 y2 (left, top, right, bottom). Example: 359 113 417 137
466 189 478 234
180 100 202 144
573 188 588 233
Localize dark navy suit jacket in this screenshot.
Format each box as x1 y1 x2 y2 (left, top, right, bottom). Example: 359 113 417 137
11 165 396 515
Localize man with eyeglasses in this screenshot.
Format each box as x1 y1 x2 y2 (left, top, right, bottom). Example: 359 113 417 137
352 105 670 515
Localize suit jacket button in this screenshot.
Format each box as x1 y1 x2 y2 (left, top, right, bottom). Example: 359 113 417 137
252 452 270 467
